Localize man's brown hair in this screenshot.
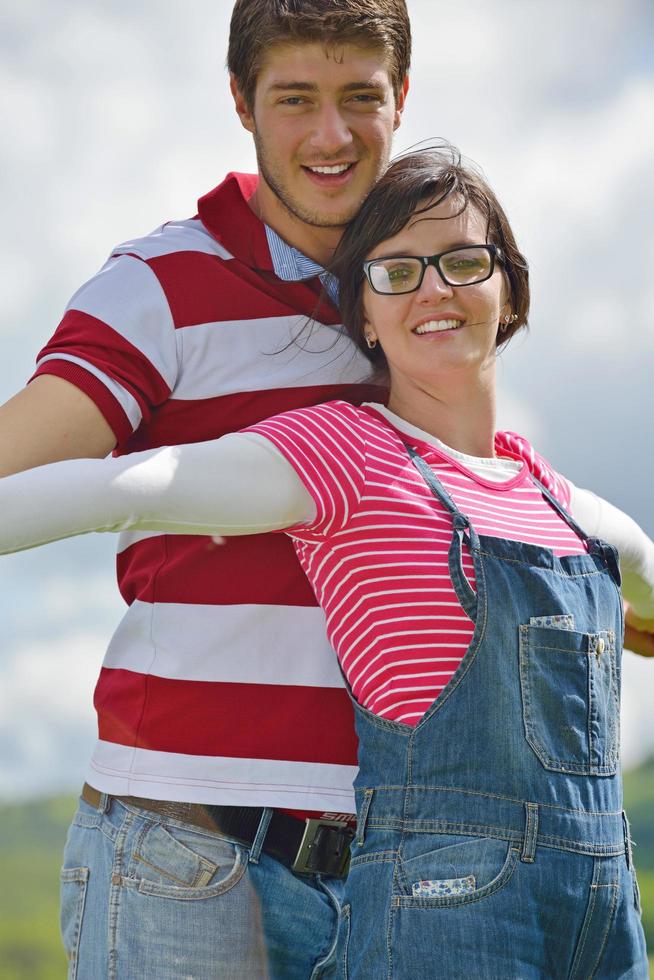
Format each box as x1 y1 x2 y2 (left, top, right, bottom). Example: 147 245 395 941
228 0 411 108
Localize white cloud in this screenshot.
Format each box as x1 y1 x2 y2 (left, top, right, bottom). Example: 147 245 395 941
621 654 654 768
495 365 546 446
1 0 653 800
0 630 107 799
40 573 122 622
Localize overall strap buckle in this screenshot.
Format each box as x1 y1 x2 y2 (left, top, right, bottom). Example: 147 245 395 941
292 818 355 877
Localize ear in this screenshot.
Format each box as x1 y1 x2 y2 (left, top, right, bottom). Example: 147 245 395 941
230 75 256 134
393 74 410 131
362 308 378 348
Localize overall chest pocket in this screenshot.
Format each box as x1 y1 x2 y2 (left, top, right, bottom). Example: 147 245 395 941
519 622 619 775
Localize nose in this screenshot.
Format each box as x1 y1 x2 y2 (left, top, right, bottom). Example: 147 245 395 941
417 263 454 302
308 104 353 156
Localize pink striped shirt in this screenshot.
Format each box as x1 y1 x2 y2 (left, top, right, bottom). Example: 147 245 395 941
248 401 587 726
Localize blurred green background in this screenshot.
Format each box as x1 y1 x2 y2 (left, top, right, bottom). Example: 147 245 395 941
1 759 653 978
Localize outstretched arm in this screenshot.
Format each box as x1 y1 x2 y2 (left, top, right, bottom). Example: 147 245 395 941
570 485 654 656
624 607 654 658
569 485 654 617
0 376 117 477
0 432 315 555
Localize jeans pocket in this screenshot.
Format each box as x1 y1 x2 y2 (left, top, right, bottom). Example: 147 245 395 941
126 819 247 899
519 623 619 775
395 836 519 909
60 866 89 979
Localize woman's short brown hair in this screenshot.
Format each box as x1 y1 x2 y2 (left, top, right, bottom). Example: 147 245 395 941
228 0 411 109
330 143 530 370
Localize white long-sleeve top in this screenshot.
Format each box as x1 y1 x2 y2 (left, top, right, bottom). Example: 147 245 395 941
2 407 654 621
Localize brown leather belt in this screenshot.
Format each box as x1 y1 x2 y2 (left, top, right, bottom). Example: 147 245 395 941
82 783 354 877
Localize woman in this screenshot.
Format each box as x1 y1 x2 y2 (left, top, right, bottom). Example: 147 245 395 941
1 147 651 976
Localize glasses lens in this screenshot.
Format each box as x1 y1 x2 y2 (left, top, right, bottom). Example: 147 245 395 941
369 258 423 294
440 247 492 285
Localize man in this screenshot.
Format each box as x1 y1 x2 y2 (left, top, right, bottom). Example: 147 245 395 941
0 2 411 977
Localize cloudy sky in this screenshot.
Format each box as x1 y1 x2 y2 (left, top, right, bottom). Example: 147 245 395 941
1 0 652 800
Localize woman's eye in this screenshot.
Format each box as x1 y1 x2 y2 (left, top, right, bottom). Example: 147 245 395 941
447 258 482 271
387 265 413 280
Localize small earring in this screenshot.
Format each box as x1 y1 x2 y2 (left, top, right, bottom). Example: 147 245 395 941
364 333 378 350
502 312 518 326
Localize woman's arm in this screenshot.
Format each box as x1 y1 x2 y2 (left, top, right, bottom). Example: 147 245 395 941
569 484 654 619
569 484 654 656
0 432 316 554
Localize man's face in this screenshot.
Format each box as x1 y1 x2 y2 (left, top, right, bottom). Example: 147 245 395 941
233 42 407 234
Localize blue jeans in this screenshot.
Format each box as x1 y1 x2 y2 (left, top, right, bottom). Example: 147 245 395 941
60 796 345 979
344 827 645 978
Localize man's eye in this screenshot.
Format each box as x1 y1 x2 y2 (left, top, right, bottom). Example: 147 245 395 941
349 93 383 105
280 96 307 106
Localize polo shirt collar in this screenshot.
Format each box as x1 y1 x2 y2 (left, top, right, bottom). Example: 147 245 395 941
197 172 339 303
197 172 274 271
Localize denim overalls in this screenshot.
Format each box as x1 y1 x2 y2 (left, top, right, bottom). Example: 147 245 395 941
340 448 647 979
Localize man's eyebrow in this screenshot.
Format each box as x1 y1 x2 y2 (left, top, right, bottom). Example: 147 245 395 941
268 82 320 92
341 80 388 92
268 79 387 93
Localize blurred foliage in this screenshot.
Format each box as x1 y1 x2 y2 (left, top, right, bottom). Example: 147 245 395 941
624 760 654 871
0 761 653 978
0 795 72 979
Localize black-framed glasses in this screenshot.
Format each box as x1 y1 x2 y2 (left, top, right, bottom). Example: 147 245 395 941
363 244 504 295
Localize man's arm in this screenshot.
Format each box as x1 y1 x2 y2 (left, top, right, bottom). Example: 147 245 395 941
0 376 117 477
624 606 654 659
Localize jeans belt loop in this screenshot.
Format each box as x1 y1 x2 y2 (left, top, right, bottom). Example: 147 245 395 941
521 802 539 863
249 807 273 865
356 789 374 847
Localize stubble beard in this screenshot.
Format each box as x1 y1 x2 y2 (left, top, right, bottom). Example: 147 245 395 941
254 132 375 230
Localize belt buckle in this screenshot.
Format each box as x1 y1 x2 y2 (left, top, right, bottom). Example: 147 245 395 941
292 818 353 877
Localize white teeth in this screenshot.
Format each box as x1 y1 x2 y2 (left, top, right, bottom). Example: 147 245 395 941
414 319 462 335
309 164 351 175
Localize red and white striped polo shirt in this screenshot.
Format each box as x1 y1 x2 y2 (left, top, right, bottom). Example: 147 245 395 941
248 401 587 726
33 173 385 811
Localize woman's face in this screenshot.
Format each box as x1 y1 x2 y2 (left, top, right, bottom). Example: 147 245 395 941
362 195 509 394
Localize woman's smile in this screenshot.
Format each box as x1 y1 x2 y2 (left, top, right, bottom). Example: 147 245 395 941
412 316 464 335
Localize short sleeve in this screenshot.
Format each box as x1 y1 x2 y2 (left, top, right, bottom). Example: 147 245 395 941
244 400 367 536
496 430 572 509
31 254 180 447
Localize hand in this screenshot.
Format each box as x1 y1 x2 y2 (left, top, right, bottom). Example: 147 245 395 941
624 604 654 658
